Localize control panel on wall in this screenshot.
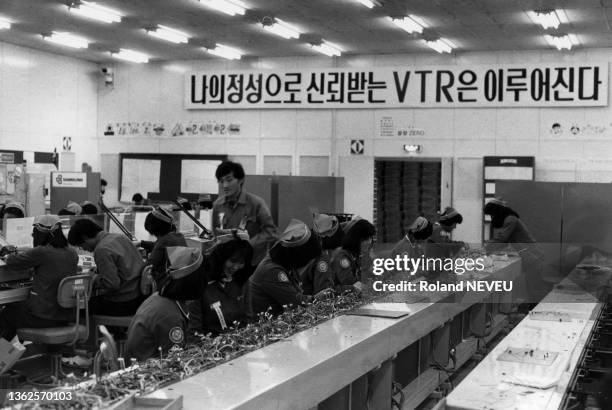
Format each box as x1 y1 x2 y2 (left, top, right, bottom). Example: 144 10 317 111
482 156 535 241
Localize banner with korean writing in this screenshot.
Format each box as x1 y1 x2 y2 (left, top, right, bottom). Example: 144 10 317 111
186 63 607 109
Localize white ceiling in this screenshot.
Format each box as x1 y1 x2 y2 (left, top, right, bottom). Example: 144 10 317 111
1 0 612 63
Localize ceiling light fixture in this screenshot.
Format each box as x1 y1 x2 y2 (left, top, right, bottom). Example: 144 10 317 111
206 43 242 60
545 33 579 50
68 1 122 24
262 18 300 39
0 17 11 30
112 48 149 63
310 40 342 57
355 0 380 8
43 32 89 49
425 38 455 53
389 15 427 34
147 25 189 43
527 9 568 30
198 0 246 16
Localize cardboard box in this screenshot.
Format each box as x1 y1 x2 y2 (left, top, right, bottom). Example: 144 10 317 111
0 337 25 375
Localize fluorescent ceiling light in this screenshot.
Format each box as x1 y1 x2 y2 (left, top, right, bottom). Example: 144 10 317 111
147 25 189 43
527 9 568 30
545 33 579 50
198 0 246 16
311 40 342 57
263 18 300 39
43 32 88 49
0 17 11 30
390 15 427 34
206 44 242 60
112 48 149 63
355 0 379 8
69 1 122 24
425 38 455 53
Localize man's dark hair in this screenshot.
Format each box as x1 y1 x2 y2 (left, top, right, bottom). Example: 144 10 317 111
67 219 103 246
100 179 108 187
215 161 245 181
132 193 144 204
341 219 375 256
58 208 76 216
144 212 174 237
484 202 520 229
80 203 98 215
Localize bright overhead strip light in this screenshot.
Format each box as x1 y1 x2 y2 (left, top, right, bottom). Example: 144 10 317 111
206 43 242 60
112 48 149 63
389 15 428 34
545 33 579 50
263 18 301 39
198 0 246 16
355 0 379 8
0 17 11 30
43 32 89 49
425 38 456 53
310 40 342 57
527 9 568 30
147 25 189 43
68 1 122 24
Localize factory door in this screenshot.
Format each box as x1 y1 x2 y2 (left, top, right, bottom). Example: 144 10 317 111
374 159 445 244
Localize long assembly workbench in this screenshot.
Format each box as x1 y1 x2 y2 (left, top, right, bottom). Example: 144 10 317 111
145 257 522 410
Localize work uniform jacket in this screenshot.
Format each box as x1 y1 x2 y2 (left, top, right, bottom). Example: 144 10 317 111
124 292 189 362
430 223 465 258
330 248 361 292
6 245 78 321
212 190 277 265
188 280 247 335
93 232 144 303
247 255 309 317
300 249 334 295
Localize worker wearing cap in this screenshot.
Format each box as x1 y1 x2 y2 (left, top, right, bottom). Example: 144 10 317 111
330 217 376 292
430 207 466 257
301 213 343 295
247 219 331 317
188 231 252 336
212 161 277 266
0 201 25 219
68 219 145 316
125 246 204 362
142 208 187 290
0 215 78 340
58 201 82 216
389 216 434 265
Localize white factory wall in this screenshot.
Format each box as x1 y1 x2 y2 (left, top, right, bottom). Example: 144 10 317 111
0 41 99 169
97 48 612 243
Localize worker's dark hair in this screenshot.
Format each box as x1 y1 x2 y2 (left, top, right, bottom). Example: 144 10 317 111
0 205 24 218
341 219 375 256
321 226 344 250
33 228 69 248
132 193 144 203
439 213 463 227
412 221 433 240
58 208 75 216
270 231 321 270
100 179 108 187
215 161 245 181
80 203 98 215
144 210 175 237
205 239 253 285
484 202 520 229
67 219 103 246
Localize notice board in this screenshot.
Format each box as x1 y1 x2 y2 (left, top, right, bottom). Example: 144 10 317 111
119 154 227 203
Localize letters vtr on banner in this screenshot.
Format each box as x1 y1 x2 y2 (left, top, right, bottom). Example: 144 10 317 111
185 63 607 109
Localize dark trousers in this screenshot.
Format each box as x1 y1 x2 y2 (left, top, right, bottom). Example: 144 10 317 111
0 303 68 340
89 295 145 316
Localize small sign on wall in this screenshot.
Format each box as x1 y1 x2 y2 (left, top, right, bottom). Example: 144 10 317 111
351 140 365 155
52 172 87 188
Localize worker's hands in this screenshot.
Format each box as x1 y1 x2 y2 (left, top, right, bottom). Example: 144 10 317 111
313 288 334 301
0 245 17 257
